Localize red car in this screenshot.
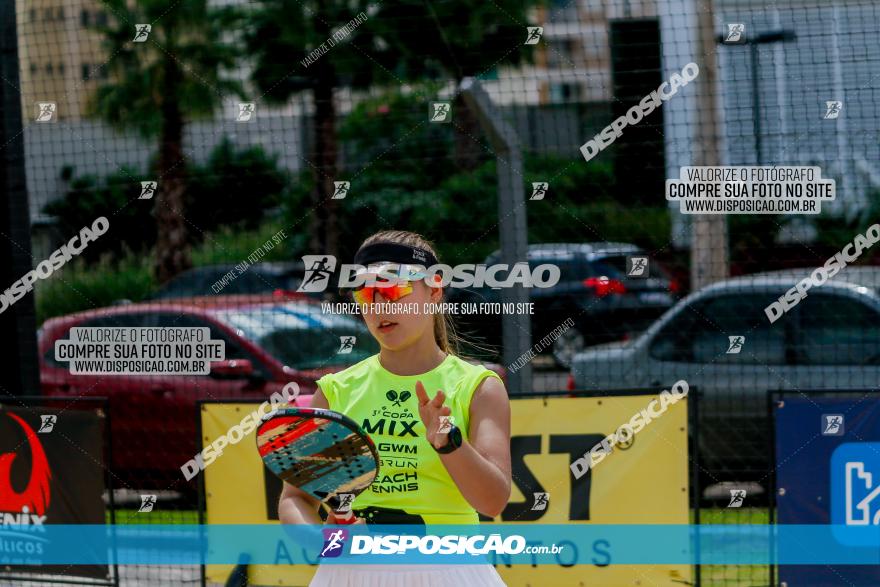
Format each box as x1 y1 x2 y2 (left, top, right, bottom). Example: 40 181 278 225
39 296 506 495
38 295 377 493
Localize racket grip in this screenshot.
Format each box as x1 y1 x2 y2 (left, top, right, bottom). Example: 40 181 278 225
336 511 358 525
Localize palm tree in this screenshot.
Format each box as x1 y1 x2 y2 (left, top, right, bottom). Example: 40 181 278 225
88 0 243 283
243 1 542 259
242 1 382 257
371 0 544 171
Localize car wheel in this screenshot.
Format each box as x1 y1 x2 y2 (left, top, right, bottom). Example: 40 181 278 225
552 328 585 368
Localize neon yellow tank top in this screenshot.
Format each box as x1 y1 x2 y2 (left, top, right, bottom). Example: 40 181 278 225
317 353 501 525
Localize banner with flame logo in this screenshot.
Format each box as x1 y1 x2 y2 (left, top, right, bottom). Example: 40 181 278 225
0 405 107 580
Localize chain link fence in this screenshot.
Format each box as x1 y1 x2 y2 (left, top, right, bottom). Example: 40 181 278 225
2 0 880 585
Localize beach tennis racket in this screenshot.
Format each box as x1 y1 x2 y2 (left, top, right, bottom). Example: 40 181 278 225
256 407 379 524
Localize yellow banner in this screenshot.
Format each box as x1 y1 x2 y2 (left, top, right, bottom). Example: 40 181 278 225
202 394 691 586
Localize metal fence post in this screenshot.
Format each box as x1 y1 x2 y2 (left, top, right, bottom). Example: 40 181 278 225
690 0 730 290
459 77 532 393
0 0 40 397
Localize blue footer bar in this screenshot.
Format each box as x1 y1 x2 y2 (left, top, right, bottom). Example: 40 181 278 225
1 524 879 565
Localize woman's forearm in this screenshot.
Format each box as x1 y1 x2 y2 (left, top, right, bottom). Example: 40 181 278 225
438 441 511 518
279 494 323 525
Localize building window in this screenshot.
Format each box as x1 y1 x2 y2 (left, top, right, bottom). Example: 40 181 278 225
547 40 576 69
46 63 53 75
95 12 108 27
549 83 581 102
30 8 36 22
56 7 64 20
81 64 90 80
81 9 90 27
58 63 65 75
549 0 579 21
30 62 37 75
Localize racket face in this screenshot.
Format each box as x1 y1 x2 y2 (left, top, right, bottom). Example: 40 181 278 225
256 408 379 503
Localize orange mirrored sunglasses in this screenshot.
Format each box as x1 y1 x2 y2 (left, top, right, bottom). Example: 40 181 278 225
351 280 415 305
349 266 441 306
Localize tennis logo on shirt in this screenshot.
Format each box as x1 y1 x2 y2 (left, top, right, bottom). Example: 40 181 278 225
385 389 411 407
363 390 419 438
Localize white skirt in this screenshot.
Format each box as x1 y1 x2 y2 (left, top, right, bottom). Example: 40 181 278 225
309 564 507 587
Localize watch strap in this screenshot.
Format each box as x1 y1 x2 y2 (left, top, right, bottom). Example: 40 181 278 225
434 425 462 454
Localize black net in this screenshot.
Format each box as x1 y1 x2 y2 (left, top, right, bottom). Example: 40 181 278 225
3 0 880 585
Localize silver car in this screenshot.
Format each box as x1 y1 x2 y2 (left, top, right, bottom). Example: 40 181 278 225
571 267 880 482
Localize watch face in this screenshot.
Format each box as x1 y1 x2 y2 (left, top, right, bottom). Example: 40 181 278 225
436 425 462 453
450 425 462 446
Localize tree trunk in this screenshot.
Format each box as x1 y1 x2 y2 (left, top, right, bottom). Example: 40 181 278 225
308 14 339 257
154 57 192 284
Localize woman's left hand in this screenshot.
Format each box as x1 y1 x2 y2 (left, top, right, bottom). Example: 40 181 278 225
415 381 452 449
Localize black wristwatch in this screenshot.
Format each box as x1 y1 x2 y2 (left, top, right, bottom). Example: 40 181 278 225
434 425 463 454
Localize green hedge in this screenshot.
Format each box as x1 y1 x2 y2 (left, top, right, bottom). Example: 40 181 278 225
35 219 295 325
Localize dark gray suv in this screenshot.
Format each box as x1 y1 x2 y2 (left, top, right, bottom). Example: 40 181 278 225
449 242 680 366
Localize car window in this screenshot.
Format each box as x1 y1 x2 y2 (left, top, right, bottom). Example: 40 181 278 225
589 255 630 278
152 313 255 365
151 269 213 299
789 294 880 365
648 305 702 362
528 257 587 282
216 271 285 295
44 313 154 366
82 313 154 328
649 294 787 365
591 254 673 280
216 305 379 370
153 267 286 298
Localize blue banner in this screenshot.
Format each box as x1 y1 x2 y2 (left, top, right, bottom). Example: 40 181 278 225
2 524 880 566
775 395 880 585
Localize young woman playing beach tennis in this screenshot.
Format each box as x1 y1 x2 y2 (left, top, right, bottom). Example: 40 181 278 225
278 230 512 587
